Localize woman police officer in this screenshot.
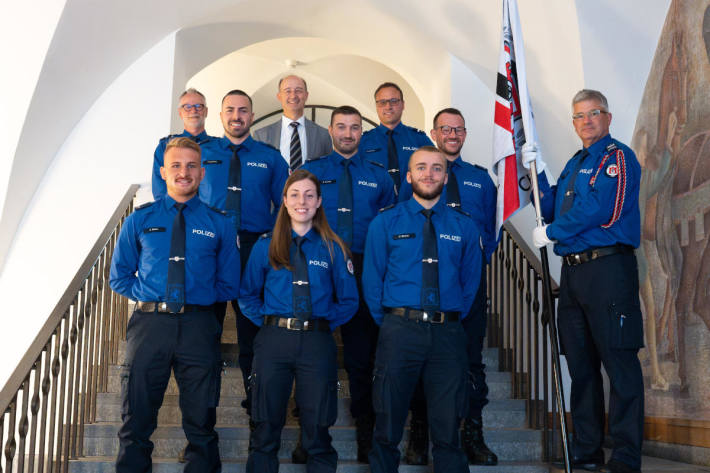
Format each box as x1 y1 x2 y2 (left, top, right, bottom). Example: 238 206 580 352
239 169 359 473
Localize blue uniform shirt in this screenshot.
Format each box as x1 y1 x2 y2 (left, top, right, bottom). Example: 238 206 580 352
199 135 289 233
360 123 433 201
444 157 498 262
110 194 240 305
151 130 217 200
538 134 641 256
302 151 396 254
362 197 482 325
238 229 359 330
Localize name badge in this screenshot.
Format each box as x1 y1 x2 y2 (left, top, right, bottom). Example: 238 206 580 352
393 233 415 240
320 179 336 184
143 227 166 233
364 148 381 153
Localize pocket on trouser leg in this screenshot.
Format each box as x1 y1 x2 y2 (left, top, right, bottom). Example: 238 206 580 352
609 302 644 350
119 364 133 417
317 379 339 427
207 362 222 408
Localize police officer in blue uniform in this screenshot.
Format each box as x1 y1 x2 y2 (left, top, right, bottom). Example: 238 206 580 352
430 108 499 465
152 88 218 200
239 169 359 473
303 105 396 462
110 137 240 473
202 89 289 415
363 146 482 473
525 90 644 473
360 82 433 201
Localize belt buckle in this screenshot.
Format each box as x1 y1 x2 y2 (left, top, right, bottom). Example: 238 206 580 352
574 254 581 265
430 312 445 324
286 318 302 330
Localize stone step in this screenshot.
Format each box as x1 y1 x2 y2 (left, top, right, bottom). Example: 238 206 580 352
95 393 527 428
82 423 543 462
106 366 514 400
69 457 550 473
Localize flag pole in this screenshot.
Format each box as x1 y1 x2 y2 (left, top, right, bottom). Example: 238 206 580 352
529 162 572 473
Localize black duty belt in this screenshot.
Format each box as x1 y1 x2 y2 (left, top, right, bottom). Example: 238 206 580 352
563 244 633 266
263 315 330 332
385 307 460 324
136 301 214 314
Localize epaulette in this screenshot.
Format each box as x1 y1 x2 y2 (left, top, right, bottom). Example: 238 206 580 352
256 140 279 152
473 164 488 172
259 231 273 239
362 128 376 136
306 155 327 163
407 125 427 135
135 201 156 210
452 207 471 217
605 142 618 154
207 205 227 216
160 133 182 144
367 159 384 168
573 149 585 158
363 147 382 153
195 135 213 145
379 204 396 213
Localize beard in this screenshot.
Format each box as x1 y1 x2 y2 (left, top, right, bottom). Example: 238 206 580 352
223 121 250 140
411 178 445 200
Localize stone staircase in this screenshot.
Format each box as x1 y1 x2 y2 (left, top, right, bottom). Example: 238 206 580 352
68 309 551 472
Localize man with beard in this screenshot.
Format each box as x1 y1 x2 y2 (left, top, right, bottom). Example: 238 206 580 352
152 88 217 199
302 106 395 463
253 75 332 170
360 82 433 201
201 89 289 418
430 108 498 465
363 146 482 473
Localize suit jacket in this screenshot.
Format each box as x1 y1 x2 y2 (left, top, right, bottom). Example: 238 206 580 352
253 117 332 163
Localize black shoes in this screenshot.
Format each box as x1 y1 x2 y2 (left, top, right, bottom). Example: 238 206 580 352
355 414 375 463
403 417 429 465
552 455 605 471
462 417 498 465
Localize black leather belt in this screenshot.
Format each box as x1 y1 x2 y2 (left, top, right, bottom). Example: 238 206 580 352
263 315 330 332
385 307 460 323
563 245 633 266
136 301 214 314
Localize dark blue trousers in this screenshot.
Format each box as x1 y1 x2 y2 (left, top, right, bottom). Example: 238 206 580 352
339 252 379 419
557 251 644 470
247 325 338 473
411 261 489 421
369 314 469 473
116 308 222 473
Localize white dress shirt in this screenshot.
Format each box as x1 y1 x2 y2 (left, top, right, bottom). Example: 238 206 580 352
279 115 308 166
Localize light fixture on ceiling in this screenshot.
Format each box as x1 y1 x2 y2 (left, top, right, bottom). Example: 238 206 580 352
284 59 305 68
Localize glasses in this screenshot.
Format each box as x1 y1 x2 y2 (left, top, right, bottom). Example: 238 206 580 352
572 109 607 121
180 104 205 112
437 125 466 135
375 98 402 107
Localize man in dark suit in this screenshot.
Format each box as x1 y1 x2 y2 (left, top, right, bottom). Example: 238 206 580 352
253 75 332 171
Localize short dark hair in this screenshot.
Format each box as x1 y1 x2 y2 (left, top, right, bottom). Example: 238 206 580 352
433 108 465 128
374 82 403 100
330 105 362 125
222 89 253 107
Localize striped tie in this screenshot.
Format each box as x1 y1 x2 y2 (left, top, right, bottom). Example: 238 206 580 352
290 122 302 171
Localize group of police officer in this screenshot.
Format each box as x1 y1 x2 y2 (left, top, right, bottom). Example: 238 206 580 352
109 75 644 473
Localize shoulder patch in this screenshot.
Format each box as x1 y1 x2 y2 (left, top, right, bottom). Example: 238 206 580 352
473 164 487 171
207 205 227 216
379 204 396 213
367 159 384 168
135 201 156 210
259 231 273 240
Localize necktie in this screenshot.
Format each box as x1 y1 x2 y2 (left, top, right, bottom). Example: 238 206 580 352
421 209 440 311
559 149 588 216
446 163 461 208
290 122 302 171
226 144 242 230
291 236 312 320
337 159 354 247
386 129 401 195
166 203 186 313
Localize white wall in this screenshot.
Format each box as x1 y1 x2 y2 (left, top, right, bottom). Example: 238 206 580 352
0 34 176 387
